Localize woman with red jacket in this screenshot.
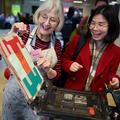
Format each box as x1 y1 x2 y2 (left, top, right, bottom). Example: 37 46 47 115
62 5 120 93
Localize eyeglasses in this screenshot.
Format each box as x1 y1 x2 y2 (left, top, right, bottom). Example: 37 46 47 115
40 13 59 25
89 21 108 30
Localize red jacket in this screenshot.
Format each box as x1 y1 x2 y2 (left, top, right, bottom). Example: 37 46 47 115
62 35 120 93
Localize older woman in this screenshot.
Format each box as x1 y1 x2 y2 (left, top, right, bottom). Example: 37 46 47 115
2 0 64 119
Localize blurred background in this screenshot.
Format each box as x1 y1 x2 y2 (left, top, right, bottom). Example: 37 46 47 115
0 0 119 29
0 0 120 119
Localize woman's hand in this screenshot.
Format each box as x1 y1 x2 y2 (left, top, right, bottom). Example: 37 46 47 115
37 57 57 79
9 22 28 34
110 77 119 89
70 62 83 72
37 57 51 73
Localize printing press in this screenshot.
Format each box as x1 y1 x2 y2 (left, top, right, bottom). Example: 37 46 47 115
30 84 120 120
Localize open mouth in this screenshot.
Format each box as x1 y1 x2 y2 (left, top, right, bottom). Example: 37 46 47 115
92 32 102 38
41 24 51 31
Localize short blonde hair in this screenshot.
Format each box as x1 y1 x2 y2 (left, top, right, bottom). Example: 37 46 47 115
33 0 64 31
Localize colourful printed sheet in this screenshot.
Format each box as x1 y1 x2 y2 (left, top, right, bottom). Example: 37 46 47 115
0 33 44 103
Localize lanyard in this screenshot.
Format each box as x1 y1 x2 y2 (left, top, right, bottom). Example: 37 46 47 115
85 40 107 91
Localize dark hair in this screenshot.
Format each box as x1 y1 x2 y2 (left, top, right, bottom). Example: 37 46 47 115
67 6 75 19
95 0 108 6
88 5 120 43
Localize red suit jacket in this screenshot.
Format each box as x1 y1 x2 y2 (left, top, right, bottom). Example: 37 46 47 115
62 35 120 93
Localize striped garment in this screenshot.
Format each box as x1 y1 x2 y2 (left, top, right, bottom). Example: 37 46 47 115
20 25 62 80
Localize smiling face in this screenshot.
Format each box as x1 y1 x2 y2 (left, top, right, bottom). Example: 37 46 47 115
89 14 108 41
37 7 59 36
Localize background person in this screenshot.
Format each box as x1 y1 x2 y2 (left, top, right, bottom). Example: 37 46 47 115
61 6 75 49
61 5 120 93
2 0 64 119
